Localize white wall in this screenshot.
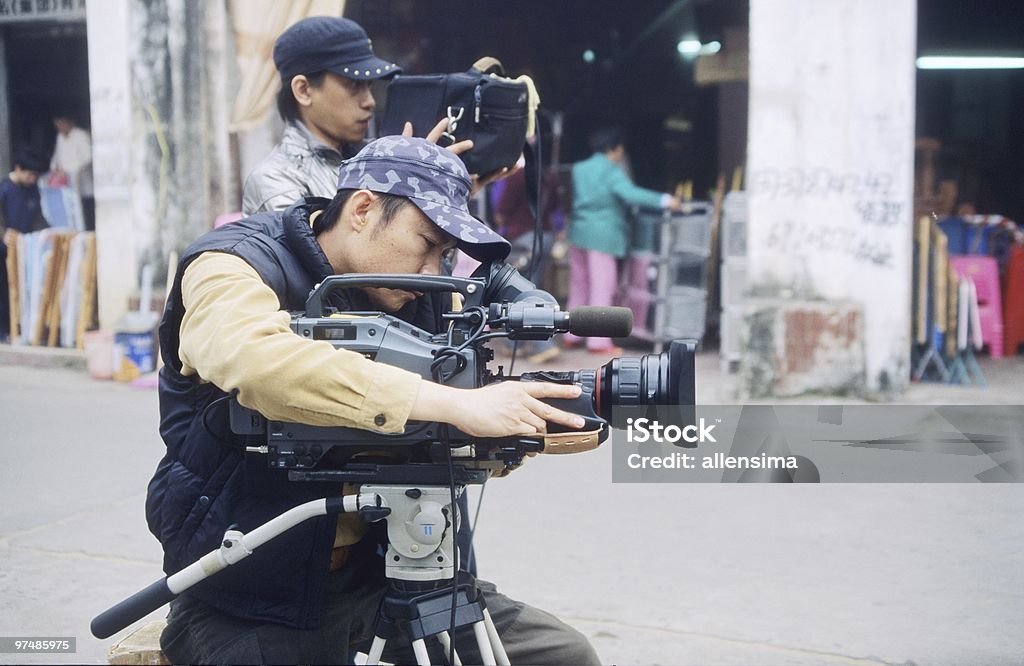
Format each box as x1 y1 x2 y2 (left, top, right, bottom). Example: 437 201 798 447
746 0 917 395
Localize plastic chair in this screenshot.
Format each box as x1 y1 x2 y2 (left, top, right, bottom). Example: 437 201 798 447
950 255 1003 357
946 278 986 386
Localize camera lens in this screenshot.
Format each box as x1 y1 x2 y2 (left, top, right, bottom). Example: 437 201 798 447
588 340 695 420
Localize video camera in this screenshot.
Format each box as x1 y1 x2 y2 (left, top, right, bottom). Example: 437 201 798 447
229 261 695 479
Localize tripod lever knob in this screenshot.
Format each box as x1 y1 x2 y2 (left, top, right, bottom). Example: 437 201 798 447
359 506 392 523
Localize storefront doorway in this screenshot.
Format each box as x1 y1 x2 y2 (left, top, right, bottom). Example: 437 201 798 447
1 17 90 172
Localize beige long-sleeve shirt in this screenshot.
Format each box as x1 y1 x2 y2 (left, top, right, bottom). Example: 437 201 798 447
178 251 424 433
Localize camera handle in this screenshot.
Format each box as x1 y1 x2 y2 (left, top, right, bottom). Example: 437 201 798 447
305 274 487 317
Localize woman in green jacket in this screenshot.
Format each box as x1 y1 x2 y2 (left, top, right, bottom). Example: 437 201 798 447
564 127 679 352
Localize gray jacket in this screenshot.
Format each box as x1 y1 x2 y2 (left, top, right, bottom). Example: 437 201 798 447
241 122 356 214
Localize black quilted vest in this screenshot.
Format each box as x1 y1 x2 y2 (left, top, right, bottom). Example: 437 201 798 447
146 198 444 628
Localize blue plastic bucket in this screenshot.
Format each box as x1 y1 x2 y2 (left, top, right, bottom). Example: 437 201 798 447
113 330 155 380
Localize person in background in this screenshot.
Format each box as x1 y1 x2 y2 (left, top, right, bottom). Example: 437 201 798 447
563 126 680 353
241 16 400 214
493 157 563 363
0 149 49 342
50 115 94 231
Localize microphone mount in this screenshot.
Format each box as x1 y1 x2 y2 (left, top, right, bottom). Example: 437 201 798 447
487 301 570 340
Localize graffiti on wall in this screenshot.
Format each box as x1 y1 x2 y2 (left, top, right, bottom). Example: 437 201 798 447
751 167 906 268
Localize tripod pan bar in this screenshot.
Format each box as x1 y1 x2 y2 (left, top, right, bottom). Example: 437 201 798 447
91 496 359 638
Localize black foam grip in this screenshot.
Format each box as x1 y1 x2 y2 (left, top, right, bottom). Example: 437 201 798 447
567 306 633 338
91 578 176 639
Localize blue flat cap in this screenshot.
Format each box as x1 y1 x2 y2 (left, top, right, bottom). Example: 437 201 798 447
274 16 400 82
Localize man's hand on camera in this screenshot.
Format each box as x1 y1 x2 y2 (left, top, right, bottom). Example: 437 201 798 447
411 381 585 438
402 119 511 195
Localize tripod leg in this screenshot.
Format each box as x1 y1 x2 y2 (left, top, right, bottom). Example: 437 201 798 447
472 621 498 665
412 639 432 666
366 636 387 665
482 609 511 666
436 631 463 665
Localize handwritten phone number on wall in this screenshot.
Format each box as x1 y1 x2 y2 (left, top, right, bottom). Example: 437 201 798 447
0 637 76 653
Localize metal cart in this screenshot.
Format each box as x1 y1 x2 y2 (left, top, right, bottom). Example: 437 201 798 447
622 202 714 352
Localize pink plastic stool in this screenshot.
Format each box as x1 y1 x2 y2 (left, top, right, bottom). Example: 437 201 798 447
625 255 653 292
950 255 1004 357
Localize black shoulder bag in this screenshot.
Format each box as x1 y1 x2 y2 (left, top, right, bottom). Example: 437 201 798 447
379 57 534 177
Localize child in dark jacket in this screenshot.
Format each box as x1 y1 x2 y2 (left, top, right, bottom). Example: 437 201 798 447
1 150 49 341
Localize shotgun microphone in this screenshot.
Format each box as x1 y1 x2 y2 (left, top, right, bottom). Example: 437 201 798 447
565 306 633 338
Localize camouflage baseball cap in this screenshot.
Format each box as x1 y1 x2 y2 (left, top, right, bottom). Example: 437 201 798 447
337 136 511 261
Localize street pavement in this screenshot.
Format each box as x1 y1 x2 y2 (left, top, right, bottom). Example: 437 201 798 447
0 351 1022 665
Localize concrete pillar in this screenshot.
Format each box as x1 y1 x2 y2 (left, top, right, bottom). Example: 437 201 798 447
744 0 917 397
86 0 136 329
86 0 236 328
202 1 239 219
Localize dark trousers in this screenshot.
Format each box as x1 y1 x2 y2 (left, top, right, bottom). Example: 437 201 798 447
160 544 598 665
0 244 9 339
82 196 95 231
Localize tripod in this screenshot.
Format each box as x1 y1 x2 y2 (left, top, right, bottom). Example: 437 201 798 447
360 484 509 666
91 465 510 665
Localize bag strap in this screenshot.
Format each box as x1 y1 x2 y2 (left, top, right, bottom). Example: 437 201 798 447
468 56 544 278
472 56 505 76
474 58 542 277
523 137 546 282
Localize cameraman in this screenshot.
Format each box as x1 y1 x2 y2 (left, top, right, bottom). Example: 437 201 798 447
149 135 599 664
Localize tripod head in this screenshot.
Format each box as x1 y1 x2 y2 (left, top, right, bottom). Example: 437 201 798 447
363 484 461 584
352 482 509 665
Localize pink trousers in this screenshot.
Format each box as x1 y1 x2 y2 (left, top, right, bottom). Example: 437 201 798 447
564 245 619 350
